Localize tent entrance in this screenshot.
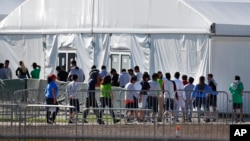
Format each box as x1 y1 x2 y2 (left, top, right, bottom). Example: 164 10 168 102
110 52 130 73
58 51 76 72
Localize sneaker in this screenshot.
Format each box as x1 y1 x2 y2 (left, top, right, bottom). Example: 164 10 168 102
68 120 74 124
98 120 105 125
240 119 245 123
212 119 216 122
47 120 53 124
83 120 88 123
233 119 239 123
113 119 120 124
205 119 210 123
188 119 192 122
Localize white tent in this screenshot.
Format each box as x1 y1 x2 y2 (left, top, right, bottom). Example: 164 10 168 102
1 0 250 113
0 0 24 21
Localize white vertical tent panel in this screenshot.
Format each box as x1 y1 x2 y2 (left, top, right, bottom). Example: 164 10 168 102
94 34 111 69
130 34 150 73
0 35 44 78
211 36 250 114
150 34 209 82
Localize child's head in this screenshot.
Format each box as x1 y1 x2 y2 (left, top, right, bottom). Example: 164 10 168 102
72 74 78 81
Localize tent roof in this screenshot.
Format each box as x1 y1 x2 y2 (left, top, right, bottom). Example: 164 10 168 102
184 0 250 36
0 0 24 21
0 0 250 35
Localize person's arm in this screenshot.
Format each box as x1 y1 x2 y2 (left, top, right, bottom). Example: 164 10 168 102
16 67 19 76
52 88 56 104
26 69 30 78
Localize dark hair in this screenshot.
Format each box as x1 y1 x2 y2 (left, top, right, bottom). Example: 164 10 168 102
188 77 194 84
101 75 111 85
142 72 150 80
56 66 62 71
121 69 126 72
165 72 171 80
101 65 106 70
72 74 78 81
71 60 76 65
182 74 188 80
134 66 139 70
110 68 117 74
152 73 158 81
208 73 213 78
130 76 137 82
5 60 9 63
91 65 96 69
198 76 205 90
235 75 240 80
174 72 180 79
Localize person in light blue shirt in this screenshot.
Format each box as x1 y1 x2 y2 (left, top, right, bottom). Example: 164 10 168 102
99 65 109 80
191 76 211 123
118 69 130 88
45 74 59 124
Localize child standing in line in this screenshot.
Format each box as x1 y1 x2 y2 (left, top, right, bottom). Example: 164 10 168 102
99 75 120 124
67 74 80 124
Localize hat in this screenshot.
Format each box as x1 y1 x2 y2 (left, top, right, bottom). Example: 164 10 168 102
49 74 57 79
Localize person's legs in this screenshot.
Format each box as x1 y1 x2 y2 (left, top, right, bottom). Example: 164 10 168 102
189 100 193 121
99 97 106 119
173 99 179 122
46 97 54 124
239 103 244 122
196 97 202 123
157 94 164 122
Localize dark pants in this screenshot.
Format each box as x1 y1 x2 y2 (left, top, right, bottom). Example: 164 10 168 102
83 94 100 120
100 97 115 119
46 97 59 122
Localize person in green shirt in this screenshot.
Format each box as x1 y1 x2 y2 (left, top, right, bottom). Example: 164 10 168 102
99 75 120 124
229 75 244 123
30 62 41 79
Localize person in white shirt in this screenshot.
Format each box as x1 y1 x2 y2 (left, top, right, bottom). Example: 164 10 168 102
148 73 161 122
134 65 142 82
162 72 175 121
68 60 85 82
124 76 138 122
173 72 186 122
66 74 80 124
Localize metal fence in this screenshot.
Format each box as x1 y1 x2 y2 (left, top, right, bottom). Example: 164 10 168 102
1 88 249 140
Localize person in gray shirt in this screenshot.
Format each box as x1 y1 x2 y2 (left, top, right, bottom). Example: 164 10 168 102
184 77 195 122
118 69 130 88
4 60 12 79
68 60 85 82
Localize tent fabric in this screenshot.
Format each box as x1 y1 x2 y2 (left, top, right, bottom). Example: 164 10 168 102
184 0 250 36
44 33 93 79
0 34 44 78
150 34 210 82
0 0 24 21
0 0 93 33
0 0 212 34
